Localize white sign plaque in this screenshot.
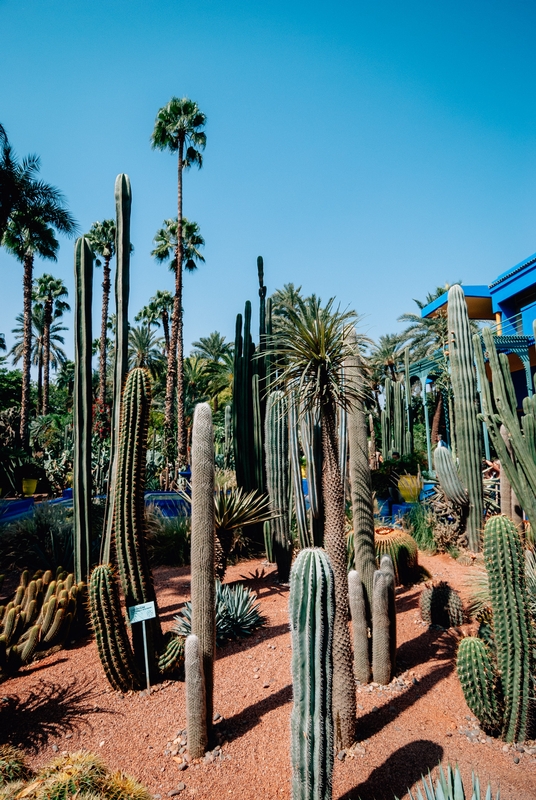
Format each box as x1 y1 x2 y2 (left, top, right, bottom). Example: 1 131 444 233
128 601 156 624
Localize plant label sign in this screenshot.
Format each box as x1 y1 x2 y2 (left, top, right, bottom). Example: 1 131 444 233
128 601 156 624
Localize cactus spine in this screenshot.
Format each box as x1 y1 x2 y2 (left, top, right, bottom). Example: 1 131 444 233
89 565 142 693
103 174 131 563
265 391 292 581
447 285 483 551
190 403 216 748
185 634 207 759
433 446 469 507
289 549 334 800
73 237 94 583
457 515 533 741
457 637 502 735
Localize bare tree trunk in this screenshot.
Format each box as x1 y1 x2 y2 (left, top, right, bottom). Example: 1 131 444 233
20 253 33 448
99 255 112 405
176 147 187 468
322 403 356 750
42 297 52 415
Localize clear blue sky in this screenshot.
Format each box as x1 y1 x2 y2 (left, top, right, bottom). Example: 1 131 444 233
1 0 535 360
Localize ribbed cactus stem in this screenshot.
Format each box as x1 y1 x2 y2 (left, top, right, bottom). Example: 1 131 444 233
190 403 216 744
371 561 395 686
457 637 502 735
103 174 131 563
265 391 292 582
224 405 232 469
433 446 469 506
499 426 522 526
447 285 483 551
484 515 532 742
289 549 334 800
348 570 369 684
379 555 397 675
289 392 311 549
73 237 93 584
185 634 207 759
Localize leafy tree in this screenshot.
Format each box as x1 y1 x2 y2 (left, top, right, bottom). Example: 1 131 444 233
33 274 69 414
151 96 206 467
0 367 22 411
86 219 116 404
128 323 166 380
151 215 205 462
191 331 233 362
1 143 76 446
270 296 366 749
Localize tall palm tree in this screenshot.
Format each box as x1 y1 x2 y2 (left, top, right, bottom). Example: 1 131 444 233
33 274 69 414
10 307 67 413
1 156 76 446
191 332 233 412
151 214 205 464
135 289 174 354
151 97 206 467
270 296 364 750
128 324 166 380
191 331 233 362
86 219 116 405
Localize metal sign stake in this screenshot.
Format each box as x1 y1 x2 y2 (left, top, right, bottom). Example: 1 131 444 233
127 600 156 695
142 619 150 693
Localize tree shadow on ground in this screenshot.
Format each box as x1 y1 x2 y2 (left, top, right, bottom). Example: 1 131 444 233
224 683 292 741
338 739 443 800
0 678 115 751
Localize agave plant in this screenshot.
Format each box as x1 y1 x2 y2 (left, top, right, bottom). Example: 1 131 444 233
173 580 266 646
403 763 500 800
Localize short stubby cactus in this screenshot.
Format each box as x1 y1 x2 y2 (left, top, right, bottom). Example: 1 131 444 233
289 548 335 800
420 581 463 628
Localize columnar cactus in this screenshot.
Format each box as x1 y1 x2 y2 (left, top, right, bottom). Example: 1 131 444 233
447 285 483 551
456 515 533 742
348 569 369 684
89 565 142 693
224 404 232 468
73 236 94 583
300 404 323 547
289 548 334 800
433 446 469 507
289 392 311 550
185 634 207 759
499 425 522 526
103 174 131 562
190 403 216 746
371 562 395 686
265 391 293 582
457 637 502 735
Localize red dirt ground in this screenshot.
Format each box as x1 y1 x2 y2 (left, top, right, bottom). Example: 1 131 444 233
1 552 535 800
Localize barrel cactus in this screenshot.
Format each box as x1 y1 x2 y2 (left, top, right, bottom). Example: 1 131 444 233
374 526 419 585
420 581 463 628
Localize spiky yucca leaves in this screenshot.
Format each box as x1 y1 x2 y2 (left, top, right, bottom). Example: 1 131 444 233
89 565 142 693
404 763 500 800
0 745 30 786
267 296 364 749
374 527 419 585
113 367 162 677
173 581 266 646
420 581 463 628
213 487 273 580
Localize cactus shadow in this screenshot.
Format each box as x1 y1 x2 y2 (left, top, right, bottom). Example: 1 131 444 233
338 739 443 800
393 588 420 614
223 683 292 741
396 626 458 673
216 623 291 659
0 677 113 752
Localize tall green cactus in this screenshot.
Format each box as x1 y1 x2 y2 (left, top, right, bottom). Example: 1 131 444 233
433 446 469 507
289 392 311 550
190 403 216 747
224 404 232 468
447 285 483 551
73 236 94 584
457 515 533 742
499 425 522 525
89 565 142 693
114 367 161 676
300 404 323 547
474 327 536 528
289 548 334 800
265 391 293 582
103 174 131 563
185 634 207 759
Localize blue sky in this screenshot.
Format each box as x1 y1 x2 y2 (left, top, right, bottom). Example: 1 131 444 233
1 0 536 361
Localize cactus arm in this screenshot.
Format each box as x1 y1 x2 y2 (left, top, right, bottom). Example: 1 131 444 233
185 634 207 759
371 568 393 685
433 446 469 506
265 391 293 581
457 636 502 735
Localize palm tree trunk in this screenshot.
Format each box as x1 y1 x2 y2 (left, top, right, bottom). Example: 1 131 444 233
322 402 356 750
37 351 43 415
42 298 52 415
99 255 112 405
431 391 443 444
162 309 170 355
176 146 187 468
20 253 33 448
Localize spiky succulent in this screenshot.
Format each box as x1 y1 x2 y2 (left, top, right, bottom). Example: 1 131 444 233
420 581 463 628
403 763 500 800
0 746 31 786
374 526 419 585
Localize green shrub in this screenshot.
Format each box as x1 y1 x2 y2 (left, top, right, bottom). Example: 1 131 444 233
404 502 437 553
145 506 190 567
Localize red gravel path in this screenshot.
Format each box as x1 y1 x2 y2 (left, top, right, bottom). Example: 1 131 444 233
1 553 535 799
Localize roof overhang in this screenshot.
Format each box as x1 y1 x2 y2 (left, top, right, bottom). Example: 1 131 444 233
421 285 493 320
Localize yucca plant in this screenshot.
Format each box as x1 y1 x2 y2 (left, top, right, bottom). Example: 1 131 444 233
173 580 266 646
403 763 500 800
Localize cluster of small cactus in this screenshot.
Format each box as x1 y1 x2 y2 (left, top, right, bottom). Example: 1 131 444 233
289 548 334 800
374 526 419 585
456 515 533 741
0 567 84 677
420 581 463 628
447 285 483 552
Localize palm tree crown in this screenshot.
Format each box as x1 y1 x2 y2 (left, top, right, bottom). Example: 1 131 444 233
152 217 205 272
150 97 206 166
191 331 233 362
